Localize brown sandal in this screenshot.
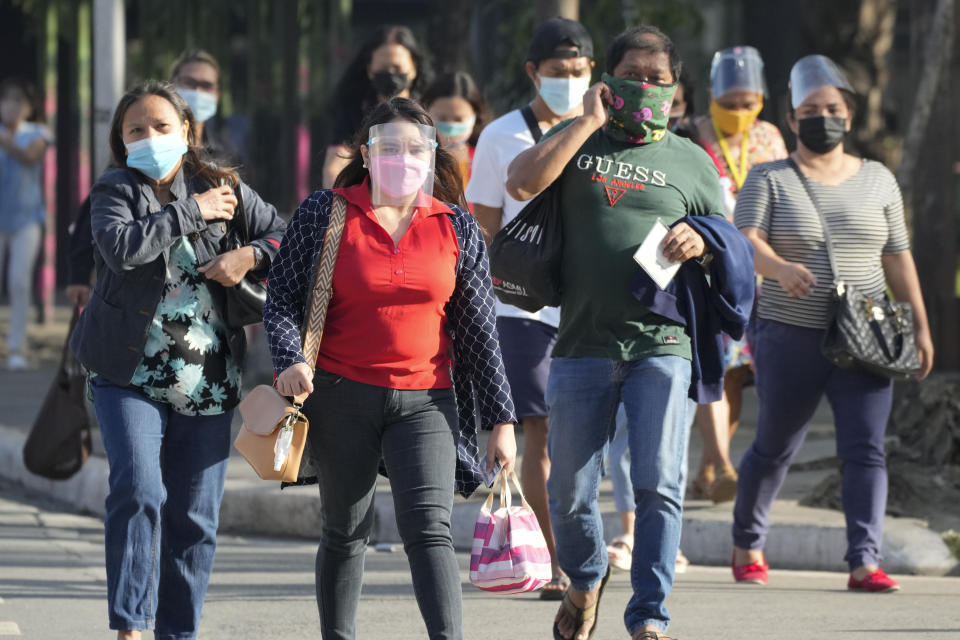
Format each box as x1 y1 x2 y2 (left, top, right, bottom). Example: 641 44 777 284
552 567 611 640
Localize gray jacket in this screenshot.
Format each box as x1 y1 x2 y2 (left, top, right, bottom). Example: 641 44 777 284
70 165 285 384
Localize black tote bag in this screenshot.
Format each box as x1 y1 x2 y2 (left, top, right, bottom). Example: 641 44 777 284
488 183 563 313
22 308 93 480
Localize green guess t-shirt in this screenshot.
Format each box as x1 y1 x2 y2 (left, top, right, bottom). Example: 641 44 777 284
545 123 725 361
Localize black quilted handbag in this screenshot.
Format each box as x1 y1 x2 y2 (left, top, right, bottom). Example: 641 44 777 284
222 185 268 328
790 160 922 379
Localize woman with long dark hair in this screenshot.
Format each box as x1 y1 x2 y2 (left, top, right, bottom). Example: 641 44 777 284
321 25 434 188
70 80 285 640
264 97 516 639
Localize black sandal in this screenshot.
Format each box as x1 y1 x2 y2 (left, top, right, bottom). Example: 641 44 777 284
552 566 611 640
539 575 571 601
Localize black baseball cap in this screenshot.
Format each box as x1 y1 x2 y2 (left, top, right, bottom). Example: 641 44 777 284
527 17 594 65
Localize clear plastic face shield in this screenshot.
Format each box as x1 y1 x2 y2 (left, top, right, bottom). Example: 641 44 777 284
789 55 855 108
366 121 437 207
710 46 767 99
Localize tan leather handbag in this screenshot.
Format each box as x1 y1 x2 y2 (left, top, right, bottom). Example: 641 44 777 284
233 194 347 482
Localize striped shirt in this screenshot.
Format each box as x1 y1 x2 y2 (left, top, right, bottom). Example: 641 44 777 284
734 158 910 329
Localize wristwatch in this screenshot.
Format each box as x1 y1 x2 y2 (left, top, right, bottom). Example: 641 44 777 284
251 245 266 270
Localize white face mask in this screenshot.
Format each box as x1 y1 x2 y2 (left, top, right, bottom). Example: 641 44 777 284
538 75 591 117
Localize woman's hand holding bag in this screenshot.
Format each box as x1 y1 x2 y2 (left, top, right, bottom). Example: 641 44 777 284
233 195 347 482
469 471 552 594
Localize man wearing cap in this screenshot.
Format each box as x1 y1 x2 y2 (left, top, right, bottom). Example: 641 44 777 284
465 16 595 601
507 25 748 639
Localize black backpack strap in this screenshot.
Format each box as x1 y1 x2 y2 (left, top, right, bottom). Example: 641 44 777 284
520 104 543 143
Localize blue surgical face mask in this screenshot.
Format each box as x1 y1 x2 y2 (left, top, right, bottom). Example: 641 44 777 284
125 132 188 181
435 114 476 148
177 88 218 123
538 75 591 117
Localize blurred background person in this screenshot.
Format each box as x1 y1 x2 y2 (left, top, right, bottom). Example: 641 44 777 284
322 24 433 188
422 70 489 193
70 80 284 640
170 48 243 167
465 16 594 601
731 55 933 591
0 78 52 371
685 46 787 504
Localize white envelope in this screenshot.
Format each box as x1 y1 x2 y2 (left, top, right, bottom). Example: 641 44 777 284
633 218 681 290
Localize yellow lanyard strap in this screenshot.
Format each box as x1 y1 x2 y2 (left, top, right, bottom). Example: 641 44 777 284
712 119 750 190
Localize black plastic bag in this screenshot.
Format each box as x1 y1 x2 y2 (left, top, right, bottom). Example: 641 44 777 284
488 185 562 312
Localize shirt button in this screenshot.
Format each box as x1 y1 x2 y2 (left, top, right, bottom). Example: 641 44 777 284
395 269 403 275
393 248 400 254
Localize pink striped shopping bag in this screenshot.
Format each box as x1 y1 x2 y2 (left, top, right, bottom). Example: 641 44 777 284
469 471 552 594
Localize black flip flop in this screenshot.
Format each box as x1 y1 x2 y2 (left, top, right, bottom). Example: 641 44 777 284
551 565 612 640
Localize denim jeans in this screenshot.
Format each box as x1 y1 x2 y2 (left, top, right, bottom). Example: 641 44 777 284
546 356 694 634
0 222 42 356
608 405 635 514
733 319 893 570
302 369 462 640
91 376 232 639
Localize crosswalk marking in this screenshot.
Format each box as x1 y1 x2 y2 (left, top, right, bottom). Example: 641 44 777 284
0 621 21 635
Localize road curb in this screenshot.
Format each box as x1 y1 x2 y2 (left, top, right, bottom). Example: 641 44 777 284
1 425 955 576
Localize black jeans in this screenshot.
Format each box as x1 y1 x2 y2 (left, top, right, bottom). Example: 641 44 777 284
303 369 462 640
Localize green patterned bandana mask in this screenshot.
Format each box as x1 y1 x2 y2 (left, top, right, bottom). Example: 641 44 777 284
602 72 677 144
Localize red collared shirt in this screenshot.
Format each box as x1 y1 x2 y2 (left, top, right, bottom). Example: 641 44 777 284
317 180 459 389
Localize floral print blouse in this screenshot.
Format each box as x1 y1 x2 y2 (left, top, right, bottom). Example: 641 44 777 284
128 237 241 415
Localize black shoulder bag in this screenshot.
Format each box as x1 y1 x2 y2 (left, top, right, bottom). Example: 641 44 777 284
488 104 563 312
222 185 268 328
789 159 921 379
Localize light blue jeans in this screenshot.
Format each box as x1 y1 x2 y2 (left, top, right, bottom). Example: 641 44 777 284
546 356 694 634
608 405 635 514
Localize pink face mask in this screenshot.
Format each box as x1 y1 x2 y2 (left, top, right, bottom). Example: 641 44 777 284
369 154 431 198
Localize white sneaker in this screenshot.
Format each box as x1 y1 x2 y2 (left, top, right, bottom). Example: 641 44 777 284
6 354 28 371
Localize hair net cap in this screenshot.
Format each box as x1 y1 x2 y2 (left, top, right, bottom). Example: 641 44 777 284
710 46 767 98
789 55 855 108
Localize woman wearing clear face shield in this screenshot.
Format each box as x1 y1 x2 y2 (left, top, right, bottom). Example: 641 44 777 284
731 55 933 591
322 25 434 188
686 46 788 505
264 98 517 639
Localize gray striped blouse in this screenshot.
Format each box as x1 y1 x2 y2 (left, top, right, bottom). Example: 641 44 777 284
733 158 910 329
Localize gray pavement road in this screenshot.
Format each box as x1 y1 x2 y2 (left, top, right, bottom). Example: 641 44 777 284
2 479 960 640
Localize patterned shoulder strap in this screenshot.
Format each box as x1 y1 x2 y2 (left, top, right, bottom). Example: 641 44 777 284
296 193 346 402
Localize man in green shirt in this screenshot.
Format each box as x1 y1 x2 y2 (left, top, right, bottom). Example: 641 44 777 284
507 25 724 640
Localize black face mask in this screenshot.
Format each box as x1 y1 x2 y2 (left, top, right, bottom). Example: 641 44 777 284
797 116 847 153
371 71 411 99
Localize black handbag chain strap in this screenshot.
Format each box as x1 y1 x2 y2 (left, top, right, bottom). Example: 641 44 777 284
520 104 543 143
787 157 845 293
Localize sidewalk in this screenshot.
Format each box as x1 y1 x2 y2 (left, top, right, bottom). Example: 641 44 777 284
0 307 956 575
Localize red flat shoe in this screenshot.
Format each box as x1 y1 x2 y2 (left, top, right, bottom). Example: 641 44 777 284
848 568 900 593
731 552 768 584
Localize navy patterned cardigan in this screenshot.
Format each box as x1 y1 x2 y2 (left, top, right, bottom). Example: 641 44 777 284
263 189 516 498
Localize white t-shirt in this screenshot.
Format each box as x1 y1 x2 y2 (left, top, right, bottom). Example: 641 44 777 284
465 109 560 328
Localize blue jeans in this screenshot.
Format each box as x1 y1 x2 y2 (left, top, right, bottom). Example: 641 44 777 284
302 370 462 640
608 405 635 514
92 377 232 639
546 356 694 634
733 320 893 570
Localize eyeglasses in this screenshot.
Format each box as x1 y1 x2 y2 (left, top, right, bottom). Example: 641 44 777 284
174 76 217 92
367 136 437 159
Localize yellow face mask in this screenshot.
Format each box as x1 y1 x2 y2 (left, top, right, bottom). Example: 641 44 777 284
709 97 763 136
